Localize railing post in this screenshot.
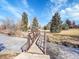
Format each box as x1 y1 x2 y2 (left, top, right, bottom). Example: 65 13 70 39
44 31 46 54
45 33 47 55
27 34 30 50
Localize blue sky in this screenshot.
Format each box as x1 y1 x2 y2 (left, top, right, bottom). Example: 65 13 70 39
0 0 79 26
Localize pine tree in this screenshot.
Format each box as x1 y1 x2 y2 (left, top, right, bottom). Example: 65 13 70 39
21 12 28 31
32 17 39 29
50 12 62 33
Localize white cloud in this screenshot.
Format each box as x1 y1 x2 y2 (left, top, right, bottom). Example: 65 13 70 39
61 4 79 17
50 0 67 15
60 4 79 22
48 0 79 24
22 0 29 7
0 0 35 25
0 0 33 19
43 0 68 22
0 0 21 18
50 0 67 5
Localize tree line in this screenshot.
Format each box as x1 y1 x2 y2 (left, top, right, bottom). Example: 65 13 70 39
0 11 79 33
44 12 79 33
0 12 39 32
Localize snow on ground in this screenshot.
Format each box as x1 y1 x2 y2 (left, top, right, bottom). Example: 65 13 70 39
0 34 28 54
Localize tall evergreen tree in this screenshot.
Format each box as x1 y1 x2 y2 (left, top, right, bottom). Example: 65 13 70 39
32 17 39 29
50 12 62 33
21 12 28 31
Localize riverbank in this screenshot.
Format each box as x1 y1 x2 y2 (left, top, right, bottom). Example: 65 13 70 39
46 29 79 59
47 29 79 48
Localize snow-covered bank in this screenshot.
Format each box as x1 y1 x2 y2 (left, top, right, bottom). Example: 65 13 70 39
47 42 79 59
0 34 28 54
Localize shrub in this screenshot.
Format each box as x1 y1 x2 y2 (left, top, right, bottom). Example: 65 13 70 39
62 23 69 30
44 26 48 30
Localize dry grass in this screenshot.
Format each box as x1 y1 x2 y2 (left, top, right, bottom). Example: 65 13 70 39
54 29 79 37
47 29 79 44
0 54 16 59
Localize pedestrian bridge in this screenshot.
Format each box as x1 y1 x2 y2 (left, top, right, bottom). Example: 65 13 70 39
14 30 50 59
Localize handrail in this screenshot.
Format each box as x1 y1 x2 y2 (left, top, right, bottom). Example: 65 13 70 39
36 31 47 54
21 30 40 52
21 30 47 55
27 33 40 51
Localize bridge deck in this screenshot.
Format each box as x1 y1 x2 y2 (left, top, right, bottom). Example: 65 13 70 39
28 35 43 54
28 43 43 54
14 31 50 59
14 52 50 59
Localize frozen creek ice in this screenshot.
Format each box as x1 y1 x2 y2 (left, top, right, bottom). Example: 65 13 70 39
46 42 79 59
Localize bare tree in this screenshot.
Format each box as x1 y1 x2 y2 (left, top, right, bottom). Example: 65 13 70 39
1 18 16 30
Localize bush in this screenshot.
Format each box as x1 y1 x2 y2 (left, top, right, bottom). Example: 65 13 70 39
62 23 69 30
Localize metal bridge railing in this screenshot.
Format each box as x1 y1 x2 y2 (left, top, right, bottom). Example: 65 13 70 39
21 30 47 55
36 31 47 54
22 29 40 52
